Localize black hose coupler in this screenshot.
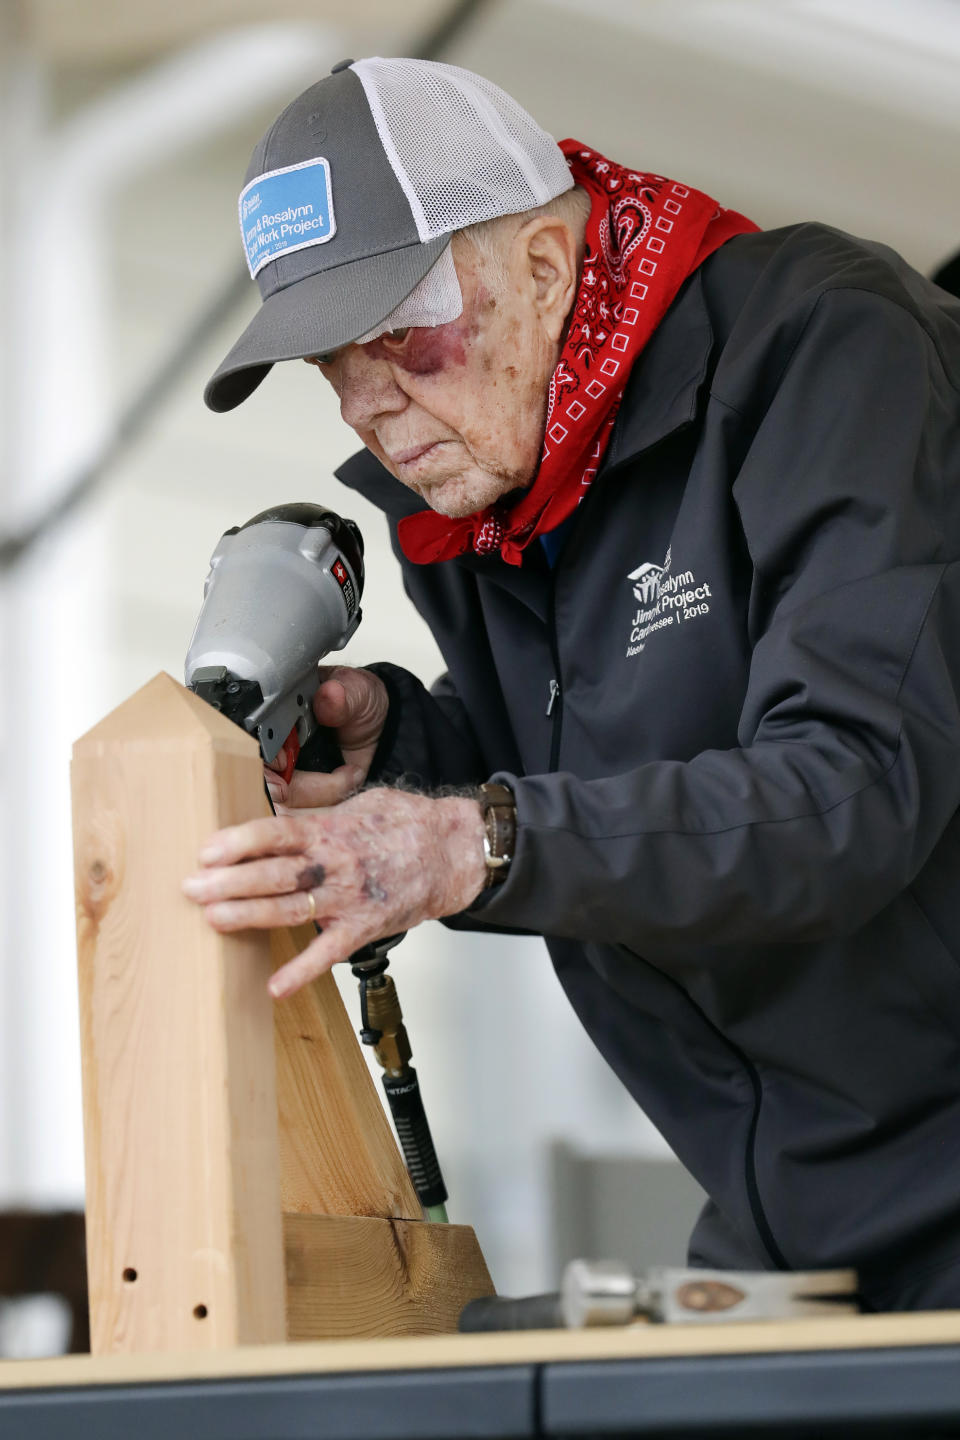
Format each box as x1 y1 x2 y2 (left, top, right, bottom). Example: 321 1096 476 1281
381 1069 448 1210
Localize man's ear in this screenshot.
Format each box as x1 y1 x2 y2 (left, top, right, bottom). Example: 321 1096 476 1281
514 216 579 343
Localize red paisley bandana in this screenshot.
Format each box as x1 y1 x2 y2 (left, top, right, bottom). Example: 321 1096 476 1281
397 141 758 567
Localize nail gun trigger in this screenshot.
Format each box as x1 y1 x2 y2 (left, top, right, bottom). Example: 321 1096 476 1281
281 725 301 784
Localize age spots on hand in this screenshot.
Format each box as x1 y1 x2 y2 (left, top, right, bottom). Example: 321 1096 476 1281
361 864 389 904
297 863 326 890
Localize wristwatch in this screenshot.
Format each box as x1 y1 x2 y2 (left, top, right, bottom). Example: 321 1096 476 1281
477 782 517 886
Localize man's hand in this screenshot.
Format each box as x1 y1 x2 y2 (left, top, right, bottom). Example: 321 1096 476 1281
266 665 389 807
182 788 487 998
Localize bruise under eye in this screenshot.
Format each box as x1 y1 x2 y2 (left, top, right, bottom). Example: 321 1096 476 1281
365 325 466 375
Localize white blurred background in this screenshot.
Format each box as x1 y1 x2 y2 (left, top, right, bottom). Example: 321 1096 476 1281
1 0 959 1355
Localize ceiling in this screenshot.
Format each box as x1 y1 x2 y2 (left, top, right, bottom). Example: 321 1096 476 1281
9 0 453 62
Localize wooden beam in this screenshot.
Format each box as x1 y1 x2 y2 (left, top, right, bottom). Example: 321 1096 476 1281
72 673 286 1354
283 1213 494 1340
6 1311 960 1393
73 672 490 1354
272 925 421 1221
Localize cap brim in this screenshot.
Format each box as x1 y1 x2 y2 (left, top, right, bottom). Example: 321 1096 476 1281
204 235 451 413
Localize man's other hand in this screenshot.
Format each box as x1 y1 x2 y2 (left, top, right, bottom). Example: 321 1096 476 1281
266 665 388 807
182 788 487 997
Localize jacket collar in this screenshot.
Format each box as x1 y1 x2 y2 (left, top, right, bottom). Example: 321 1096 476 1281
603 267 715 471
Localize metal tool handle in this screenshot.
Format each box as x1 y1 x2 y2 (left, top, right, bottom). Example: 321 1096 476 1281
381 1069 447 1210
458 1262 861 1333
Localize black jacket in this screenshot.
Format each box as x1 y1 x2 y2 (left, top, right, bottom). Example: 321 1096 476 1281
336 223 960 1309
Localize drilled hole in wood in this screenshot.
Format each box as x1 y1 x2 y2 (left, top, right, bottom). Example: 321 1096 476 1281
122 1267 137 1283
193 1304 208 1319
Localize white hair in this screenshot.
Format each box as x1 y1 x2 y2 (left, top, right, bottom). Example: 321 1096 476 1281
458 185 592 291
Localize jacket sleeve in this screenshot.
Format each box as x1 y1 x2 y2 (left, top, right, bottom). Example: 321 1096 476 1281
475 287 960 947
365 661 488 789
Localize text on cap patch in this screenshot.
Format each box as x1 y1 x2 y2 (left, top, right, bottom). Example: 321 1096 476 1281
239 158 336 278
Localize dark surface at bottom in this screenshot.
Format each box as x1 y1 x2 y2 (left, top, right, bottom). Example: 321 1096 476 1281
0 1365 536 1440
542 1345 960 1437
4 1344 960 1439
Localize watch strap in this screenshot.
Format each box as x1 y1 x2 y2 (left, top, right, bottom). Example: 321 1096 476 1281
478 782 516 886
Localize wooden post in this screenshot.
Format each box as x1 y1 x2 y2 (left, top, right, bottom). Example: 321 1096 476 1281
73 674 493 1355
73 674 287 1353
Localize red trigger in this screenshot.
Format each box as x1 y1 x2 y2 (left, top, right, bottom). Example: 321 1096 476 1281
282 726 300 784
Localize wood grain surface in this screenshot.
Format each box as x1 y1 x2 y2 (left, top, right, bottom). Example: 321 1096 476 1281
72 673 286 1354
272 927 421 1220
4 1311 960 1390
283 1213 494 1340
71 672 485 1358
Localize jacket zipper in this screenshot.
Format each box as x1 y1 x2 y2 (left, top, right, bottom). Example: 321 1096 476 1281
540 453 631 772
546 586 563 772
540 425 697 772
621 943 790 1271
537 463 786 1267
742 1059 790 1270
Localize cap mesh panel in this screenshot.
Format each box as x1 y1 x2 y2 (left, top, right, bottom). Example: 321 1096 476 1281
351 58 573 242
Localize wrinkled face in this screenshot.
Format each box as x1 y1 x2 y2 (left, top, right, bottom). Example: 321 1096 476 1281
308 233 563 517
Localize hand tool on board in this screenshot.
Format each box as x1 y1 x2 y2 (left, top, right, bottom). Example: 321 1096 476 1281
459 1259 859 1330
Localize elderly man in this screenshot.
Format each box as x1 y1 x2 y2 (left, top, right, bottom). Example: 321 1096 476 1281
184 58 960 1312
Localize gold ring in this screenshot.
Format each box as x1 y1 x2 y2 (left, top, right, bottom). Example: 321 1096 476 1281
305 890 317 921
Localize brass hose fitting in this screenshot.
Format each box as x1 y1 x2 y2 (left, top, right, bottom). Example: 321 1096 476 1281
362 973 412 1077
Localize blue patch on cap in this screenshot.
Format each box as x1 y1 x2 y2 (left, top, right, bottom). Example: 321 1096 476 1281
239 158 336 278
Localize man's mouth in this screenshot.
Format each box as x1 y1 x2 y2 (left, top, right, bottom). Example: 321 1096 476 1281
389 441 448 476
388 440 440 469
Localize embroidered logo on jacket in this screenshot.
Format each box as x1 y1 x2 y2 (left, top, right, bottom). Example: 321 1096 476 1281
625 546 713 657
628 561 664 605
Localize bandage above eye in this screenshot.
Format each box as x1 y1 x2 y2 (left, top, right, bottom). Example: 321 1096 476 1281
354 242 463 345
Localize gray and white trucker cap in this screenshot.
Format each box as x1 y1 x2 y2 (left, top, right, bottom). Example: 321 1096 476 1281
204 57 574 412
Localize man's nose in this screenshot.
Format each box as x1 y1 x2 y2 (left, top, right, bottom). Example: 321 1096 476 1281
337 346 407 430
